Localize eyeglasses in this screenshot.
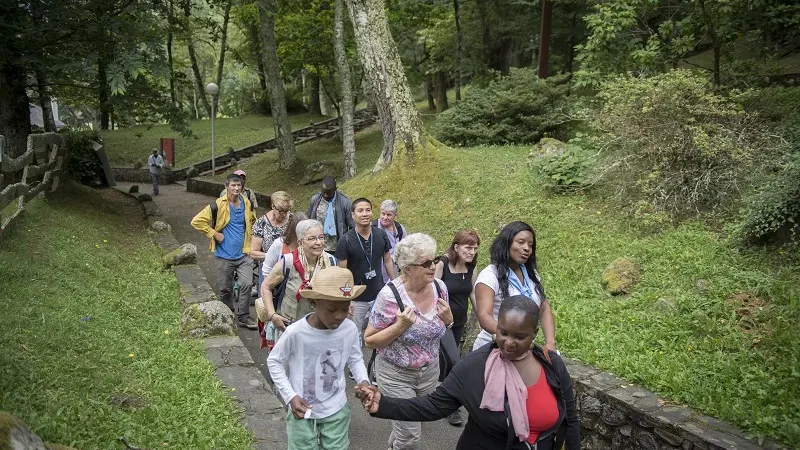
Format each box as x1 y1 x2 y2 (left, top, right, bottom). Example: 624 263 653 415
305 235 325 243
273 207 290 214
409 256 441 269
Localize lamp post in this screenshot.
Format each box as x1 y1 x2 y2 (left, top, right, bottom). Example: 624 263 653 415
205 82 220 174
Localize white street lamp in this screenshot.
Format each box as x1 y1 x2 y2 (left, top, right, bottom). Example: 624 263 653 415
205 82 220 174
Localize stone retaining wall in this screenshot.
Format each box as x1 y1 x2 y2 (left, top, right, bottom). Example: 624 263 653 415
185 178 273 210
564 358 781 450
112 167 181 184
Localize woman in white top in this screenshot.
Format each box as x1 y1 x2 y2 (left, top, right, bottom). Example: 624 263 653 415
472 221 556 351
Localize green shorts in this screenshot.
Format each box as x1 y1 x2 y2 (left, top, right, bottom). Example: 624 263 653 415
286 403 351 450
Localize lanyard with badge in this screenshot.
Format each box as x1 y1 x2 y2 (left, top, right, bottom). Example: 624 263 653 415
358 231 377 280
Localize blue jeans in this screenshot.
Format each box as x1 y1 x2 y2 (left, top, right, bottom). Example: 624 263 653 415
150 171 159 194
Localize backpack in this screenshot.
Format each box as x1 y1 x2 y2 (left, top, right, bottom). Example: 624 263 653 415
371 219 404 241
366 280 460 382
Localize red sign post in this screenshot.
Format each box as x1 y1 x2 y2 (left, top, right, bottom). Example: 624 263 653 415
160 138 175 167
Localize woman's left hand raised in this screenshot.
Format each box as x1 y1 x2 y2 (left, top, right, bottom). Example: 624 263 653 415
436 298 453 326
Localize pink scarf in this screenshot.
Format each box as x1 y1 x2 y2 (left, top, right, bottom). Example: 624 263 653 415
480 348 529 442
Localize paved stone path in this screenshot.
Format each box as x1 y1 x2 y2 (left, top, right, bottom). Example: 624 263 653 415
117 181 464 450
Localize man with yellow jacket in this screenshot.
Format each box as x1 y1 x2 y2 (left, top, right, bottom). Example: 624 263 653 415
191 173 258 330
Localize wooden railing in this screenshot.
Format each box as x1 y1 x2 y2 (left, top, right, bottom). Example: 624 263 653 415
0 133 68 240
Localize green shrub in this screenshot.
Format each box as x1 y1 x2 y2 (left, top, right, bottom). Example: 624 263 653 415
432 68 569 146
529 136 594 193
255 85 308 116
593 69 776 218
66 130 106 186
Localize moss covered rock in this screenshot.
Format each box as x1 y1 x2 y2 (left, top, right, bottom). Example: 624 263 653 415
162 243 197 268
601 257 642 295
180 301 236 338
0 411 76 450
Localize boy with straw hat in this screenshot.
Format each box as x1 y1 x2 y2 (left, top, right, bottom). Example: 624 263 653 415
267 266 372 449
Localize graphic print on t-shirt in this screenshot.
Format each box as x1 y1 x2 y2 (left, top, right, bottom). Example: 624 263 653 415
302 340 344 404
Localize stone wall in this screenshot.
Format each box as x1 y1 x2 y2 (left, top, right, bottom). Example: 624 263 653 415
112 168 181 184
564 358 782 450
185 177 272 210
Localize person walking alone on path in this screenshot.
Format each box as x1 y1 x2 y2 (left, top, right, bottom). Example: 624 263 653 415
147 149 164 195
335 198 395 344
307 176 354 252
191 173 258 330
373 199 407 283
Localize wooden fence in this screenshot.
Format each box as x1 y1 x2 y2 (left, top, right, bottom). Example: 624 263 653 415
0 133 69 240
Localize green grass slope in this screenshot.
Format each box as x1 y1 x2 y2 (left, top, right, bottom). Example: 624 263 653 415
229 122 799 444
0 184 251 449
100 113 328 167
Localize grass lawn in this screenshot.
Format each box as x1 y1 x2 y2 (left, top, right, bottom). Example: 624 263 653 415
226 111 800 445
0 184 251 449
100 112 328 168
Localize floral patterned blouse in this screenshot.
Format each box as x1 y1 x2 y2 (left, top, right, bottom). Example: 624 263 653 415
369 278 448 369
252 213 290 253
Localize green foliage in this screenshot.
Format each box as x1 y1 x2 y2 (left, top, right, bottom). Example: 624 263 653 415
0 184 251 449
593 69 772 218
530 137 594 193
735 87 800 245
432 69 569 146
65 130 105 186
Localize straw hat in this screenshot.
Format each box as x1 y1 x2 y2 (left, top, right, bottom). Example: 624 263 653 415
300 267 366 301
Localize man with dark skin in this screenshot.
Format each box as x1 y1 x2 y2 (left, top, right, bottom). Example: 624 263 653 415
307 176 354 252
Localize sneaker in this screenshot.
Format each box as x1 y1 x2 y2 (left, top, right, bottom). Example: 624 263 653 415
238 317 258 330
447 409 463 427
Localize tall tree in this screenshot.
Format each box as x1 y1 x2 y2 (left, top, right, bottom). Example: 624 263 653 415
345 0 426 172
453 0 463 101
537 0 553 78
258 0 296 169
183 0 212 118
334 0 356 179
214 0 233 113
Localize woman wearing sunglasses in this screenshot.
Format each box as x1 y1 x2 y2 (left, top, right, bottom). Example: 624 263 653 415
364 233 454 450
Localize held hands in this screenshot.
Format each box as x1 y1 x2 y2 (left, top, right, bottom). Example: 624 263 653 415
396 307 417 330
353 383 381 413
270 312 289 331
288 395 312 420
436 298 453 326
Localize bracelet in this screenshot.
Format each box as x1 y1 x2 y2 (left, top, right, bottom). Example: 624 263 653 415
268 312 277 321
446 321 454 329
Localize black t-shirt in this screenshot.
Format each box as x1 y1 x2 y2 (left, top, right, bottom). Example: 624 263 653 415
439 255 475 326
335 226 391 301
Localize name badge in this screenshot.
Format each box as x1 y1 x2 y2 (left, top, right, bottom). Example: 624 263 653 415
365 270 377 280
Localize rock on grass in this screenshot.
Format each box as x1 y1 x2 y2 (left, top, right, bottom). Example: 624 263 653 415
0 411 77 450
180 301 236 338
601 257 642 295
163 243 197 268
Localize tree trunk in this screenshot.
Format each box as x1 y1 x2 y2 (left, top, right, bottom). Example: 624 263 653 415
0 62 31 158
167 0 177 106
345 0 426 172
434 71 449 112
97 56 111 130
258 0 296 169
310 74 322 115
476 0 492 79
214 0 233 115
184 1 212 118
36 70 57 132
335 0 356 179
425 75 436 111
537 0 553 78
565 11 578 74
247 22 268 91
453 0 462 101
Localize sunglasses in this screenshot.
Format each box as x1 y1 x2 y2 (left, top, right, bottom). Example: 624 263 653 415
409 256 441 269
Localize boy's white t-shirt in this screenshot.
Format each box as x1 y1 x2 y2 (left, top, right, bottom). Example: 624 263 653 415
472 264 542 350
267 314 369 419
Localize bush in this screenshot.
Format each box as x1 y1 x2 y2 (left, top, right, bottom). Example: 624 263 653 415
529 136 594 193
593 69 778 219
432 68 569 146
255 85 308 116
66 130 106 186
735 87 800 245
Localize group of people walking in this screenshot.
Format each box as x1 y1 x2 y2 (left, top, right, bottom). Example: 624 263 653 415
191 172 580 450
